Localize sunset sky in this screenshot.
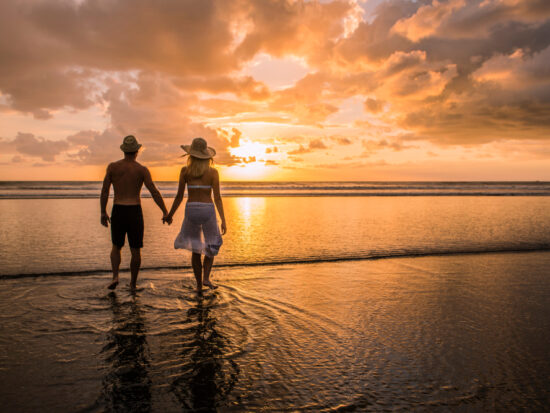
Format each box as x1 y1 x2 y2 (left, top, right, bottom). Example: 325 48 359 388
1 0 550 181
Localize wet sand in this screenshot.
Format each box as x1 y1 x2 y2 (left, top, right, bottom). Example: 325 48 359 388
1 252 549 411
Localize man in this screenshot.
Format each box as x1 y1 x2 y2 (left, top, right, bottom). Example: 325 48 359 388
100 135 168 290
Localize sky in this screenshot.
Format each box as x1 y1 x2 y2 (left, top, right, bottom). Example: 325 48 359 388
1 0 550 181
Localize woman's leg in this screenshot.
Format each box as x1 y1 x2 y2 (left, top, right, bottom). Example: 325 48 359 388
201 207 221 289
191 252 203 291
203 255 216 288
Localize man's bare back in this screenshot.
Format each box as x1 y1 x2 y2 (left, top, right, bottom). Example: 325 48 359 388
108 159 147 205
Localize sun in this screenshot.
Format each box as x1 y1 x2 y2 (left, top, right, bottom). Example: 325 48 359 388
222 139 278 180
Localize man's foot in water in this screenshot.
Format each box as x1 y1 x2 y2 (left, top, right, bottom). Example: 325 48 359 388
107 278 119 290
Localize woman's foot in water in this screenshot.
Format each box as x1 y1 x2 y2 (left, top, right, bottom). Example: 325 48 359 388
203 279 218 289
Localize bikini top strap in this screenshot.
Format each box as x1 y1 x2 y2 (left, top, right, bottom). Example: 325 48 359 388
187 184 211 189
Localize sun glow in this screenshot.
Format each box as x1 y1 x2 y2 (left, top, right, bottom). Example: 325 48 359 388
223 139 280 180
229 139 269 159
221 162 274 180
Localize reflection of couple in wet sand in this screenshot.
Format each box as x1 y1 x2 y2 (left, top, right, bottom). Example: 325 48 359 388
100 136 227 292
101 289 237 411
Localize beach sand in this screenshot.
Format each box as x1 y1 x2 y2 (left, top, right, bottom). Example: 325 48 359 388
1 252 549 411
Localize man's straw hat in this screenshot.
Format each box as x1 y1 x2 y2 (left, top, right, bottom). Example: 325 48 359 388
180 137 216 159
120 135 142 152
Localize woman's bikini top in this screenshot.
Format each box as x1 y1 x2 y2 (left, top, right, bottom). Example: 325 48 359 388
187 184 211 189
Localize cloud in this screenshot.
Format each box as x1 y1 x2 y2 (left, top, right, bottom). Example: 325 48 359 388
330 136 353 145
391 0 467 42
309 138 328 149
288 138 328 154
364 98 384 113
11 155 24 163
288 144 309 155
2 132 70 162
362 138 407 155
392 0 550 42
1 0 550 173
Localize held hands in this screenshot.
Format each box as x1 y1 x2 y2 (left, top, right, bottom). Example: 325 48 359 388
101 212 110 227
162 212 173 225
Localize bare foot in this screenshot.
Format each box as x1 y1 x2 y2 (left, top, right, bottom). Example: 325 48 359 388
203 280 218 290
107 279 119 290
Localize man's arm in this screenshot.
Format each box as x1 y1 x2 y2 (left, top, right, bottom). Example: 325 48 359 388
143 167 168 216
100 164 112 227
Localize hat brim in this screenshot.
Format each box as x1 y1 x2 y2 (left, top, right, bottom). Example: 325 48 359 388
120 143 142 152
180 144 216 159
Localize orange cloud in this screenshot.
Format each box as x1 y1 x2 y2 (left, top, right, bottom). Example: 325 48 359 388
1 0 550 179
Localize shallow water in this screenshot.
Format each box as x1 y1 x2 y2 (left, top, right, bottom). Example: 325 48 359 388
1 253 549 411
1 196 550 276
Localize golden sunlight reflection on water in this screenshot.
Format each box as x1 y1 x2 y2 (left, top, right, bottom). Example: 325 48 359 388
0 196 550 276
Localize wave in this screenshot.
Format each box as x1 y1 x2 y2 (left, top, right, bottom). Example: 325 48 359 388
2 192 550 199
2 181 550 198
2 244 548 279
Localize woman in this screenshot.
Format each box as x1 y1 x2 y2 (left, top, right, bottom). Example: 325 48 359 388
165 137 227 291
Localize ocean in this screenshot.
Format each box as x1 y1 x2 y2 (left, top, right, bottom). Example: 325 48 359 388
0 181 549 411
1 181 550 277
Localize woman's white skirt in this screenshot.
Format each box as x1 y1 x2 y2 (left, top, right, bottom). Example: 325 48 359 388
174 202 223 257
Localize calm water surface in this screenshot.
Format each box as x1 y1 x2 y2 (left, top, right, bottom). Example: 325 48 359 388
1 196 549 276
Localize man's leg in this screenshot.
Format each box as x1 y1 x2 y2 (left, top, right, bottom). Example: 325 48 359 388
130 248 141 289
127 205 144 290
203 255 217 289
192 252 203 292
108 244 122 290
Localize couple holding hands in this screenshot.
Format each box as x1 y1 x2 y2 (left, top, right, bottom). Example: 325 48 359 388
100 136 226 292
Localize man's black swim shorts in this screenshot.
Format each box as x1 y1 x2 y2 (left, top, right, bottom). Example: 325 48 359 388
111 204 144 248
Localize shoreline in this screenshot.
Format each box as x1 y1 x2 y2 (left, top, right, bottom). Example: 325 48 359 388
2 247 549 279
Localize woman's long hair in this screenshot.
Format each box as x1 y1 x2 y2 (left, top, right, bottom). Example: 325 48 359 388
186 156 213 179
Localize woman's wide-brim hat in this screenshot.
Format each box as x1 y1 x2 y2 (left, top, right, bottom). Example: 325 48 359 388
120 135 142 152
181 137 216 159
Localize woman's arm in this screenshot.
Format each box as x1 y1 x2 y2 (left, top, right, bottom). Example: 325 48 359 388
212 169 227 235
166 167 186 223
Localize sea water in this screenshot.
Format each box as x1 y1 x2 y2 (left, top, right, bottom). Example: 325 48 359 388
0 182 549 411
1 181 549 277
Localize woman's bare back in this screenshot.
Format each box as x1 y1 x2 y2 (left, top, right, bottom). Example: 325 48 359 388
186 167 215 203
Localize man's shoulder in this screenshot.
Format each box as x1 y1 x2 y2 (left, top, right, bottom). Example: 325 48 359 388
136 162 149 173
109 159 125 168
